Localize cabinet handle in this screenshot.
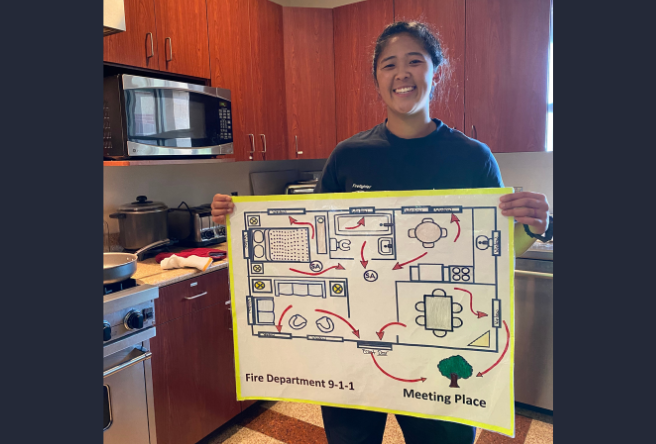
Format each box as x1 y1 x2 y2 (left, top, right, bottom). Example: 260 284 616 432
146 33 154 58
515 270 553 280
184 291 208 300
259 134 267 154
248 134 255 160
165 37 173 62
471 125 477 139
295 135 303 156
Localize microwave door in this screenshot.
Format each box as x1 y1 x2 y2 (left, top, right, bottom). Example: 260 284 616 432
122 75 233 157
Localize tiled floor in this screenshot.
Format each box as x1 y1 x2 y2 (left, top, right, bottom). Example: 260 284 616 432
199 402 553 444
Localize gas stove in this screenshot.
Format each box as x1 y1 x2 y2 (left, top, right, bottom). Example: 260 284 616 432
103 279 159 444
103 279 158 355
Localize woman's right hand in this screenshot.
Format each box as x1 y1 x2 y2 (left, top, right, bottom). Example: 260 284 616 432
211 194 234 225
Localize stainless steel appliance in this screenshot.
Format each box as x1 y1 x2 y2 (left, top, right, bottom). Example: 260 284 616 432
104 75 233 159
514 243 553 411
103 0 125 36
285 180 317 194
110 197 169 250
168 203 226 247
103 279 158 444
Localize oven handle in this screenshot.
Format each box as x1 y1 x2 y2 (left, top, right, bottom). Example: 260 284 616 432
103 348 152 379
515 270 553 279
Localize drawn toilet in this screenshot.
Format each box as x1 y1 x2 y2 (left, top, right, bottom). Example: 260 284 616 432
408 218 448 248
415 289 463 338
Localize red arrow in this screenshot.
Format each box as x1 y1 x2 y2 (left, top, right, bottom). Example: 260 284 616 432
376 322 406 340
393 252 428 270
477 320 510 377
451 214 461 242
454 287 488 318
315 309 360 338
345 217 365 229
289 216 315 239
276 305 293 332
289 263 345 276
371 354 426 383
360 241 368 268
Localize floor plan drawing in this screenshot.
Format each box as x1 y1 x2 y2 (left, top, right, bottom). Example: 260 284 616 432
228 189 516 437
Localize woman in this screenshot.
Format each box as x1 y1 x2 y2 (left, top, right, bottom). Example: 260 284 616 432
212 21 550 444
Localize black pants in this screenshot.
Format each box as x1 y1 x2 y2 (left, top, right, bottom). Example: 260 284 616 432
321 406 476 444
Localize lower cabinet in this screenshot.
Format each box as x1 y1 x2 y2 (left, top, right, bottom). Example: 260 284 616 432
151 268 243 444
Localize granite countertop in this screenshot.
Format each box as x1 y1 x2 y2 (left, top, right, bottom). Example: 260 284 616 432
132 243 230 287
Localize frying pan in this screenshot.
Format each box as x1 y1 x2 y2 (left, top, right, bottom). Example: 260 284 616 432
103 239 170 285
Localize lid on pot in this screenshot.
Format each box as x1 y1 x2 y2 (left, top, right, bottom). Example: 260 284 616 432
117 196 168 213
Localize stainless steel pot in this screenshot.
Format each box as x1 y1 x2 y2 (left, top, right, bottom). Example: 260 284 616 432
110 196 168 250
103 239 170 285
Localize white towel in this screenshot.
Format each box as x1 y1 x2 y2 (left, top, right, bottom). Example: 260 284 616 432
160 255 213 272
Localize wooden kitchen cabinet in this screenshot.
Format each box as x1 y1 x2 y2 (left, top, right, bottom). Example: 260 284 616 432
333 0 393 143
283 7 337 160
207 0 288 162
154 0 211 78
249 0 289 161
103 0 160 70
464 0 550 152
151 268 241 444
394 0 466 133
103 0 210 79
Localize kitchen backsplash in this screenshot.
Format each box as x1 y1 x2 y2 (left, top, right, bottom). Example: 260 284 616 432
104 158 327 233
104 152 553 234
494 151 553 213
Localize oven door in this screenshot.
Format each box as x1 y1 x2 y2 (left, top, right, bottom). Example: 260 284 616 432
122 75 233 157
103 346 153 444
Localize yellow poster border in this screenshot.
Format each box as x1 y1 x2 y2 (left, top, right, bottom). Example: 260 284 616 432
226 187 516 437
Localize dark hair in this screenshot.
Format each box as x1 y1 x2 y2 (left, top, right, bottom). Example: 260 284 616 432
372 21 448 99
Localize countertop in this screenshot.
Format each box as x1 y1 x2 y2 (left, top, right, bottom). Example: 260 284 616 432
132 243 230 287
518 241 553 261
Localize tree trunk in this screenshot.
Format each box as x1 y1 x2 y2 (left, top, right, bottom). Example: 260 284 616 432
449 373 459 388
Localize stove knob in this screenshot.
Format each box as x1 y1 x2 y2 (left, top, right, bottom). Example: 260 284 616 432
103 322 112 341
124 311 144 330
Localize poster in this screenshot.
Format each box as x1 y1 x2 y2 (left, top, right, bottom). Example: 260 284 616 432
227 188 515 436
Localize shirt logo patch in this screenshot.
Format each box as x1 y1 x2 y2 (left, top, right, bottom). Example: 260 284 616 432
352 183 372 190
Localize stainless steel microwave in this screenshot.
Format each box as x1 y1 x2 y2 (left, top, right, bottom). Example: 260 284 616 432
103 75 233 159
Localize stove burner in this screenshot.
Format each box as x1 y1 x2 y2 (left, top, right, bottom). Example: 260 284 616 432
104 278 138 295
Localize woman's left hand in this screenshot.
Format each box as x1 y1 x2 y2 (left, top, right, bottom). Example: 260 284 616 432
499 191 550 234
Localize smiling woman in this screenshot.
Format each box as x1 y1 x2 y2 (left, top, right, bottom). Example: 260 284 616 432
210 21 552 442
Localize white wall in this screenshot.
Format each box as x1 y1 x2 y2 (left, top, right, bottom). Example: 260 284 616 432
103 158 326 233
494 152 554 213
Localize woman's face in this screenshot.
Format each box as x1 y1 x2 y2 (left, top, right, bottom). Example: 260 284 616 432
375 33 435 116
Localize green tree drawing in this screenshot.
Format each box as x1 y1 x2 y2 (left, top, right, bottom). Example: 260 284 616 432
437 355 473 388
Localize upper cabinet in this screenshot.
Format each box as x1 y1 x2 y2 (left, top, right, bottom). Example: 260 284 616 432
207 0 289 162
332 0 550 152
282 7 337 160
154 0 211 78
248 0 289 161
103 0 159 70
464 0 551 152
206 0 256 162
333 0 393 144
103 0 210 79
